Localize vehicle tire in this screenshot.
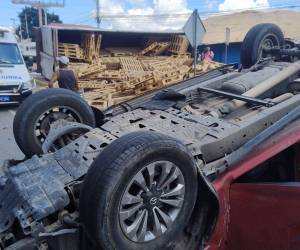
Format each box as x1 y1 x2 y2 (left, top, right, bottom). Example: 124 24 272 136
240 23 284 68
13 88 95 158
80 131 198 250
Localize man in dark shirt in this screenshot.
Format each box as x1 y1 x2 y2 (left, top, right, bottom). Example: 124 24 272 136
49 56 79 92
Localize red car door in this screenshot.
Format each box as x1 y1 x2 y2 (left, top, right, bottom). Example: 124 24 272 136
206 122 300 250
227 144 300 250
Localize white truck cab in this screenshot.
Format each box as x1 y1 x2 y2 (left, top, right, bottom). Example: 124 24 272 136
0 27 34 104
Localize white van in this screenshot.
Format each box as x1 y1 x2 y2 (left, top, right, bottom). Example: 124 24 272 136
0 27 34 104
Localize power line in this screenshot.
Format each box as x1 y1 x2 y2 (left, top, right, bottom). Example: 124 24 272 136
99 13 191 20
98 4 300 20
68 3 300 26
11 0 65 8
96 0 100 28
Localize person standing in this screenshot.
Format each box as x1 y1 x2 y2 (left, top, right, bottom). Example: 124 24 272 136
49 56 79 92
201 47 215 63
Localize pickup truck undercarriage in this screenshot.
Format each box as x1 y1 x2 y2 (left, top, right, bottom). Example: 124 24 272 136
1 23 300 250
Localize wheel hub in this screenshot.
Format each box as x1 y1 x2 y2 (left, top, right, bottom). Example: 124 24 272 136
34 106 82 144
142 188 163 209
149 197 158 206
258 34 280 62
119 161 185 243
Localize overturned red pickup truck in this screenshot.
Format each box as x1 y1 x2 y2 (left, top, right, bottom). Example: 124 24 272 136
2 23 300 250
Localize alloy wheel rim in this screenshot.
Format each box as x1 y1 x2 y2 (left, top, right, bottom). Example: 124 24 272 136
119 161 185 243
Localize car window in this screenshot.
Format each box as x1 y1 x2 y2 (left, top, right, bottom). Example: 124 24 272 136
237 145 296 183
0 43 23 65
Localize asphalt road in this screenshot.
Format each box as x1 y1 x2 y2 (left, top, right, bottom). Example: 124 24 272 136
0 106 24 166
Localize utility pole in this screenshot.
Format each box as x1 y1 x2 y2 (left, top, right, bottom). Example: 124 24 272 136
96 0 101 28
12 1 65 27
38 7 43 26
225 27 230 64
193 9 198 76
25 12 29 38
44 8 48 25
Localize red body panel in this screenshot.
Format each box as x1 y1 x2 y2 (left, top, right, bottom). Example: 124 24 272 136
228 183 300 250
205 121 300 250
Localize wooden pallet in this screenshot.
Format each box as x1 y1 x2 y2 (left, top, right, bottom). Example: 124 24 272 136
140 42 158 55
84 91 106 100
106 48 137 57
168 35 190 55
95 34 102 55
112 52 133 57
151 42 170 56
125 71 151 81
178 65 191 75
77 63 106 78
96 70 128 81
58 48 82 57
58 43 81 50
161 74 183 86
120 57 144 72
69 63 89 72
192 61 221 75
58 43 84 59
83 34 94 62
139 42 170 56
87 97 111 110
78 80 108 89
99 57 121 70
81 33 101 62
146 61 172 71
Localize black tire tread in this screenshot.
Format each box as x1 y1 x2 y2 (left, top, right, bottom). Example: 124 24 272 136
240 23 284 68
80 131 198 250
13 88 95 157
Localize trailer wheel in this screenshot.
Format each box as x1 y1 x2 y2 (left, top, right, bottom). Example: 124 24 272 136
240 23 284 68
13 88 95 158
80 131 198 250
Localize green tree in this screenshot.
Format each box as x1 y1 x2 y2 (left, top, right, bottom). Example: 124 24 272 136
17 6 62 41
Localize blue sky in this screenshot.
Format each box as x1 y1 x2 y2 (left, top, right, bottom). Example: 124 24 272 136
0 0 298 28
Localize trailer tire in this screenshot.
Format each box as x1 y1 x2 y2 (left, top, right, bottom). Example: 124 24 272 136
240 23 284 68
13 88 95 158
80 131 198 250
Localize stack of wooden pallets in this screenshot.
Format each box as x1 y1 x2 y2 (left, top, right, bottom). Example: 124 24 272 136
69 55 220 110
81 34 102 62
64 35 221 110
58 43 84 60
